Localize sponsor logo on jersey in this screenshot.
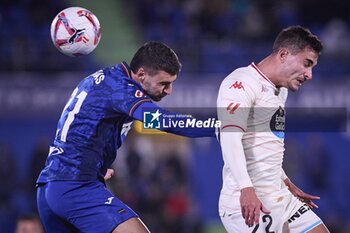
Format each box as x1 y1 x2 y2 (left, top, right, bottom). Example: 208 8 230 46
226 102 240 114
105 197 114 205
288 204 310 223
135 90 145 98
229 81 245 90
270 106 285 138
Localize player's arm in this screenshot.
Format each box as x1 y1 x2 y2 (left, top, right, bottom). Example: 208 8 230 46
220 127 270 227
220 130 257 222
220 131 252 188
111 84 216 138
281 168 320 208
218 76 269 227
131 100 216 138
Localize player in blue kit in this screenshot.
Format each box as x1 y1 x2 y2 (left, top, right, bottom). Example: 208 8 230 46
36 41 215 233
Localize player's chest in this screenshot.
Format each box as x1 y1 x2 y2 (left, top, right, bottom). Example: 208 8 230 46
248 86 286 136
255 85 285 108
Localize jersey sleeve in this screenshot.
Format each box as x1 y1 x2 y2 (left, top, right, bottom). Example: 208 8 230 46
132 101 216 138
217 70 261 189
217 71 260 132
220 131 253 188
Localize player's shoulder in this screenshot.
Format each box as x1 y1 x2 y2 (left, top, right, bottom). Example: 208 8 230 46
220 64 261 92
93 64 136 90
224 65 260 82
102 64 149 100
102 64 127 83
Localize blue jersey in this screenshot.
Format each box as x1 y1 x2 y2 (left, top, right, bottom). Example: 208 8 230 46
37 62 151 183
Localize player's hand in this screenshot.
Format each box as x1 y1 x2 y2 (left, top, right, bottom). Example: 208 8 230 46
104 168 114 181
284 178 320 208
240 187 270 227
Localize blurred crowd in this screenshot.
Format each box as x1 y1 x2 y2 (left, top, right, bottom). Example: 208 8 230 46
0 132 207 233
108 133 204 233
0 139 47 232
2 132 350 232
0 0 99 72
128 0 350 75
0 0 349 75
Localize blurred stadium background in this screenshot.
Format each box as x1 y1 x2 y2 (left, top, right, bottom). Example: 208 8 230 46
1 0 350 232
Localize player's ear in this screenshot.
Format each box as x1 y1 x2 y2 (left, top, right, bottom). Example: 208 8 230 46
136 67 146 83
278 48 289 63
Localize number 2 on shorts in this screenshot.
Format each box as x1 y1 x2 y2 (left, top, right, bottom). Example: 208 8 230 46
252 214 274 233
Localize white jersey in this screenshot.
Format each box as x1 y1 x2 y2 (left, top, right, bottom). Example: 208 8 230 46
217 63 289 196
217 63 325 233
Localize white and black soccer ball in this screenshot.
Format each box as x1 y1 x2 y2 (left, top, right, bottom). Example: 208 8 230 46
50 6 101 56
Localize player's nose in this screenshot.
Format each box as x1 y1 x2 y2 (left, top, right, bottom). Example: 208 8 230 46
164 85 172 95
304 69 312 81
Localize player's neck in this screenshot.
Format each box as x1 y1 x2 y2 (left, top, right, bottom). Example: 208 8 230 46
256 55 280 87
131 72 141 84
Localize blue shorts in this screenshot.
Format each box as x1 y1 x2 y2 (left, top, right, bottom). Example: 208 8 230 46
37 181 138 233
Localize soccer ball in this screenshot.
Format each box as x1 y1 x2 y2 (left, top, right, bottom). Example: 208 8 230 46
50 7 101 56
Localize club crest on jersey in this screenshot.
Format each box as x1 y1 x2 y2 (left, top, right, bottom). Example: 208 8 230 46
270 106 285 139
135 90 145 98
229 81 245 90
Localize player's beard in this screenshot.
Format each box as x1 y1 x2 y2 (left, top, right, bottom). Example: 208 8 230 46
146 91 166 102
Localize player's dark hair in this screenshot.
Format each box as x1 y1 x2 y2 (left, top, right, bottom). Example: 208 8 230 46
272 25 323 55
130 41 182 75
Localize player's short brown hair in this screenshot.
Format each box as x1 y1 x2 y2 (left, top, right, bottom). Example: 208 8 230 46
272 25 323 55
130 41 182 76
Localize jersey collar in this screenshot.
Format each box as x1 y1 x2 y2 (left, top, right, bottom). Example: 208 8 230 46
120 61 132 78
250 62 276 87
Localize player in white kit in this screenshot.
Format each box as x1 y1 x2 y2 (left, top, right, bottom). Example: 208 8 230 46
217 26 329 233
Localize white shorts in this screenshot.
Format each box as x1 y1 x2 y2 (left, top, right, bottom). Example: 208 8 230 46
219 191 323 233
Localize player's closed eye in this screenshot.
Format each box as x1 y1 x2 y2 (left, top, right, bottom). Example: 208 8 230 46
304 60 313 68
160 82 172 88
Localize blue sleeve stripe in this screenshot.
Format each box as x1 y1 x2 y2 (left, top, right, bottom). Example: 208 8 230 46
300 220 322 233
129 99 152 117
